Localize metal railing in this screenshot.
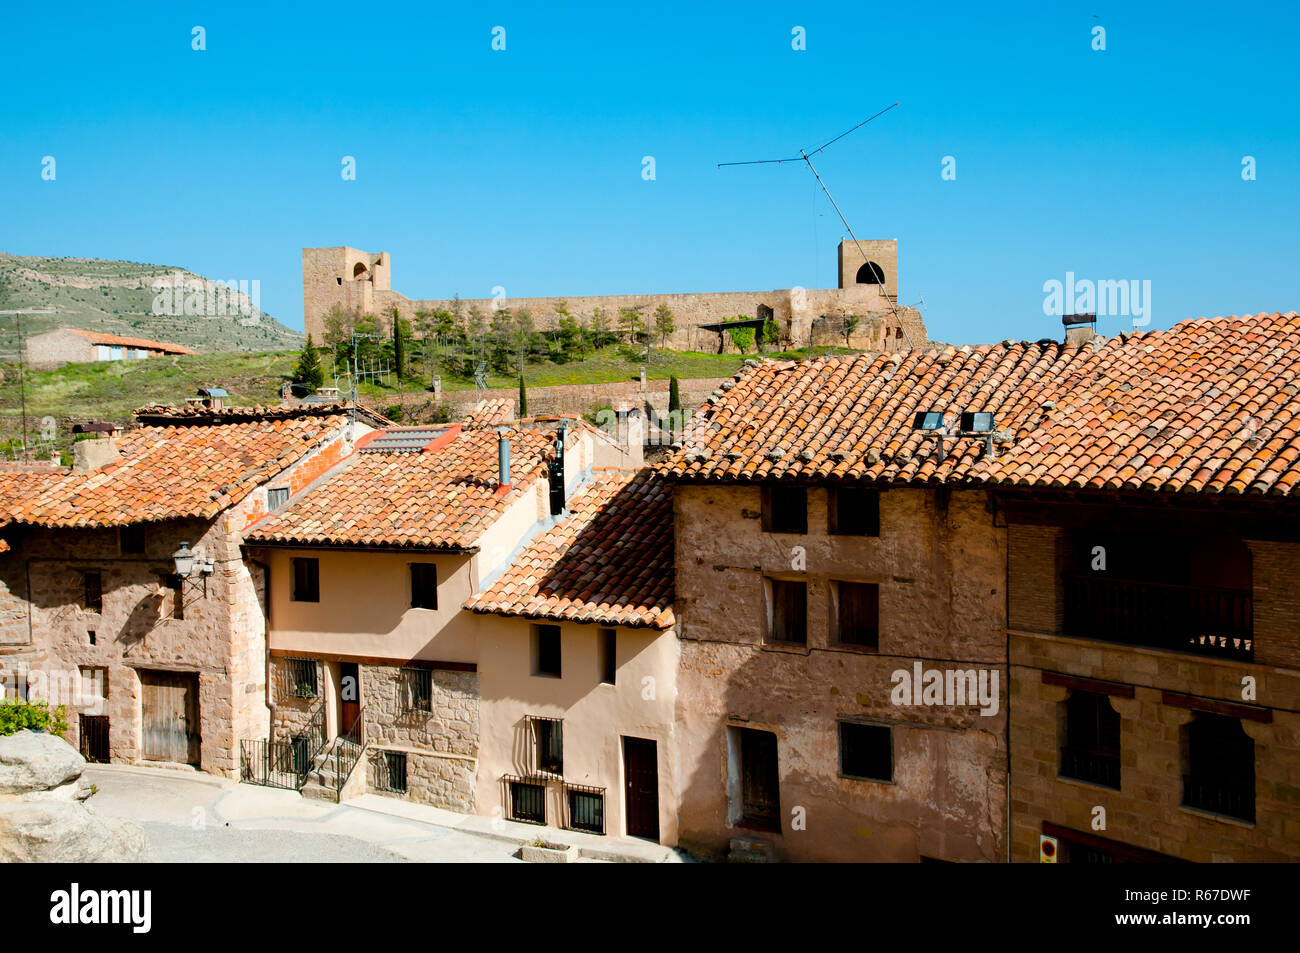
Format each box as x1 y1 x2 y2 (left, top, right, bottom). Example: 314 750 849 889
1059 747 1121 790
332 706 366 796
1063 573 1253 661
563 782 606 835
1183 775 1255 823
240 698 327 790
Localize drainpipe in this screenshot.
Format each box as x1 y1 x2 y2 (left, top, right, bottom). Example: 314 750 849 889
497 428 511 490
249 557 275 743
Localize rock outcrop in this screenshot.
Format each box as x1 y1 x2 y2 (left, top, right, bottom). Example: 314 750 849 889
0 730 150 862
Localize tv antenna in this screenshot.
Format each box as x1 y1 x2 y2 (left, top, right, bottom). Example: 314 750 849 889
718 102 914 349
2 308 57 460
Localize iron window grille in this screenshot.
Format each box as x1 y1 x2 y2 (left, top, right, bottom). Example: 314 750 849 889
400 667 433 714
378 750 408 794
1183 713 1255 823
1059 691 1122 790
282 657 319 700
839 721 893 782
528 715 564 777
503 775 547 824
564 783 606 835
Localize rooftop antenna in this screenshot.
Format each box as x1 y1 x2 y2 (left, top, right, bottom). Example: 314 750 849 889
349 330 373 437
2 308 57 461
717 103 914 348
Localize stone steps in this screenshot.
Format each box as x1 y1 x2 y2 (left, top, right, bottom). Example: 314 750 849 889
727 836 776 863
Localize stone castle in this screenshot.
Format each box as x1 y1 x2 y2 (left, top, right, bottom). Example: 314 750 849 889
302 240 928 353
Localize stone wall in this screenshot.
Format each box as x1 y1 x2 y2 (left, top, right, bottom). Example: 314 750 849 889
366 746 477 813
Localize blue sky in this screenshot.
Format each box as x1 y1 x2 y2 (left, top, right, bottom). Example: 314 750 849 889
3 1 1297 345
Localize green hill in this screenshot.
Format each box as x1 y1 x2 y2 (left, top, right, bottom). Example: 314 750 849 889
0 253 303 361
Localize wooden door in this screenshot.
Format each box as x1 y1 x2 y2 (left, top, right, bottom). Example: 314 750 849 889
339 662 360 735
740 727 780 831
623 736 660 841
140 671 199 765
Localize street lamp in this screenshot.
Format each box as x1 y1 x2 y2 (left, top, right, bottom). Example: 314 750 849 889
172 542 195 578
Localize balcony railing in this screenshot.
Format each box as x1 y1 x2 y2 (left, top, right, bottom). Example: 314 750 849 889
1182 775 1255 824
1059 747 1121 790
1063 573 1253 661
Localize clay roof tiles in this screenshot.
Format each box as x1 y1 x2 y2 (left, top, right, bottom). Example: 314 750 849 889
66 328 196 354
465 469 674 629
662 312 1300 498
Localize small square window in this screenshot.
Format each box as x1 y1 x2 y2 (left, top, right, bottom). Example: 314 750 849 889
834 581 879 648
767 578 807 645
410 563 437 610
267 487 290 512
83 572 103 613
534 624 561 678
566 787 605 834
509 779 546 824
380 751 408 793
829 487 880 536
284 657 318 699
762 485 807 535
839 722 892 782
119 525 146 554
291 558 319 602
400 667 432 713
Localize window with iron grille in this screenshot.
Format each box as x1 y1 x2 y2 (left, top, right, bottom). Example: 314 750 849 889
533 624 561 678
410 563 437 609
1183 712 1255 823
761 485 807 535
565 784 605 834
834 581 879 648
529 716 563 776
291 557 319 602
829 487 880 536
1060 690 1121 789
400 667 432 713
284 657 318 699
83 572 103 613
379 751 408 793
839 721 892 782
766 578 807 645
267 487 290 513
507 777 546 824
119 525 146 554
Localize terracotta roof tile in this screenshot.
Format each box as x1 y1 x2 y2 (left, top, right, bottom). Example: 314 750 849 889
662 312 1300 498
67 328 196 354
466 470 674 628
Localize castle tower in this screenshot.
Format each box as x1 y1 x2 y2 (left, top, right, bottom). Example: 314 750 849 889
837 239 899 296
302 247 391 339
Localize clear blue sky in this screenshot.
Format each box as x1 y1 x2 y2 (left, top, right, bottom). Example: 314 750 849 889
3 1 1297 345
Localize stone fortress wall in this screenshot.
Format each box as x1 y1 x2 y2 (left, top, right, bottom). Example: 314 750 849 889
302 240 928 354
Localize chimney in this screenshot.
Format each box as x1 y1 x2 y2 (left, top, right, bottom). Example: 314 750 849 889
72 435 120 473
548 423 567 516
497 428 511 490
1063 313 1097 346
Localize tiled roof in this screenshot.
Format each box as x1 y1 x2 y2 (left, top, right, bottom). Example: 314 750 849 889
663 312 1300 497
463 399 514 428
9 415 346 528
67 328 196 354
466 470 674 628
244 427 564 551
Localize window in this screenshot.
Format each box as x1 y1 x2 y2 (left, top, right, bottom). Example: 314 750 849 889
379 751 408 794
83 572 102 613
119 525 146 554
762 485 807 535
856 261 885 284
829 487 879 536
400 667 432 713
267 487 290 512
565 784 605 834
1060 691 1121 789
533 624 561 678
531 716 563 776
410 563 437 610
508 778 546 824
87 630 96 646
284 657 318 699
78 667 107 708
839 721 893 782
1183 713 1255 823
291 557 319 602
166 574 184 620
599 628 617 684
767 578 807 645
834 581 879 648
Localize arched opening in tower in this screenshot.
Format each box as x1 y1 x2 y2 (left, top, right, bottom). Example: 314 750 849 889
856 261 885 284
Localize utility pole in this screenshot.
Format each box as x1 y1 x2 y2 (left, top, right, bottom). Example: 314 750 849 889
2 308 56 461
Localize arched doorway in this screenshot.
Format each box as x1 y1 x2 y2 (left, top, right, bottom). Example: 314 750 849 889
353 262 369 280
856 261 885 284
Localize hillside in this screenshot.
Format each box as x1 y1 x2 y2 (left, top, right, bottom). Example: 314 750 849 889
0 253 303 360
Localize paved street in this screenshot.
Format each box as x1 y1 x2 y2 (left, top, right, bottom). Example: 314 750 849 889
83 763 679 863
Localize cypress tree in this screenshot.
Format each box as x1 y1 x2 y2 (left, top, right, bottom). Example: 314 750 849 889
668 375 681 415
518 375 528 416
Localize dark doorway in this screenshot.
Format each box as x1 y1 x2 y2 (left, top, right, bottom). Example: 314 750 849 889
339 662 361 735
140 670 200 765
79 714 109 763
623 736 660 841
739 727 781 831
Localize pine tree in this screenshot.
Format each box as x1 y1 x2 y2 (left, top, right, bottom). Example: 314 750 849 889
293 334 324 390
518 375 528 417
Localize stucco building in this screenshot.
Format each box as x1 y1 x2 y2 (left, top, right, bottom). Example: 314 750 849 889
24 328 196 370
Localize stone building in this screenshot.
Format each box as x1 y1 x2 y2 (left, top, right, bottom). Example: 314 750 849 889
0 404 360 777
301 241 928 354
24 328 196 371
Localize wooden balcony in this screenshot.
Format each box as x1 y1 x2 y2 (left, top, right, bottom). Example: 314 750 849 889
1063 573 1253 662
